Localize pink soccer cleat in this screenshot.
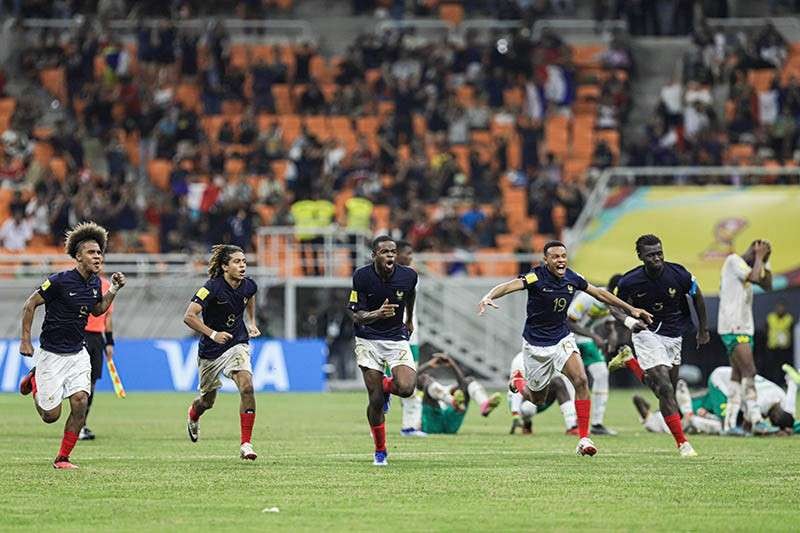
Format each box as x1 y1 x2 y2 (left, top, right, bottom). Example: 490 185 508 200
53 456 79 469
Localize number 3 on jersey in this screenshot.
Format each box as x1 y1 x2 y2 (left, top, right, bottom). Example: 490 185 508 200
553 297 567 312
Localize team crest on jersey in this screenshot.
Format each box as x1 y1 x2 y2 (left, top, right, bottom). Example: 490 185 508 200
93 289 98 297
668 287 676 298
567 285 574 294
396 290 404 300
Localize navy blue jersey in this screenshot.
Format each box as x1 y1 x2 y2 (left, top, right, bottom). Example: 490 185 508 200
520 265 589 346
191 276 258 359
37 269 103 353
616 262 696 337
348 264 418 341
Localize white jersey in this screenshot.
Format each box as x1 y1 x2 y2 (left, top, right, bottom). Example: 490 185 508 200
709 366 786 416
717 254 754 335
567 290 612 343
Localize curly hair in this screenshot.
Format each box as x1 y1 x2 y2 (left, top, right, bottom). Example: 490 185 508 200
208 244 245 278
64 221 108 258
635 234 662 255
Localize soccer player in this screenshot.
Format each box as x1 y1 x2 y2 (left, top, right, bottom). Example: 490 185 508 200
609 234 709 457
18 222 126 469
396 240 426 437
508 351 577 435
478 240 652 456
348 236 418 466
80 268 114 440
631 380 724 436
416 354 501 435
183 245 261 461
717 239 773 434
566 278 620 435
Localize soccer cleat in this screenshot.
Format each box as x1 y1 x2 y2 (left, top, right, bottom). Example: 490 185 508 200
400 428 428 437
576 437 597 456
19 367 36 396
723 426 749 437
782 364 800 385
78 426 95 441
565 426 579 436
752 420 780 436
480 393 502 417
678 441 698 457
451 389 466 412
240 442 257 461
522 419 533 434
53 456 78 469
373 450 388 466
607 345 634 372
591 424 618 436
187 407 199 443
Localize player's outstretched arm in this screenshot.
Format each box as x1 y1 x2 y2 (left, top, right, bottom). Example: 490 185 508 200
20 291 45 356
183 301 232 344
350 298 398 326
691 284 710 347
585 284 653 324
478 278 525 315
92 272 126 315
607 305 647 333
246 295 261 337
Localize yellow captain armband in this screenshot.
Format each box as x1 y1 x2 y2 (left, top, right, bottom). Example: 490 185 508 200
349 290 358 303
40 279 51 291
524 272 538 285
195 287 210 300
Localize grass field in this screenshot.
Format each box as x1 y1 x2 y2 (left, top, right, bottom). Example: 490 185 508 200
1 390 798 532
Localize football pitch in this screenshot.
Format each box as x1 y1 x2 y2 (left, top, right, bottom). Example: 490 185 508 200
1 391 798 532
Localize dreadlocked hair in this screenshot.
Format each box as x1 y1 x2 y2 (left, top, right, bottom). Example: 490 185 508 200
208 244 245 278
64 221 108 258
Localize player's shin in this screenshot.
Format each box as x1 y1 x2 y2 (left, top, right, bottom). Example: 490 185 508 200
240 409 255 444
741 378 762 424
401 393 422 430
426 381 454 405
57 431 79 461
560 400 577 429
370 423 386 452
574 399 591 438
587 363 609 425
663 413 688 446
724 386 742 431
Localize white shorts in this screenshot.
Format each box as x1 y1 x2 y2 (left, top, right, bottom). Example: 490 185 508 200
522 334 580 392
354 337 415 373
198 343 252 394
631 329 682 370
34 347 92 411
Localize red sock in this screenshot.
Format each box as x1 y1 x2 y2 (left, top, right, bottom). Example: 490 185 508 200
512 377 528 394
626 358 645 382
664 413 687 446
58 431 78 459
575 399 591 438
382 376 393 394
370 423 386 452
240 411 255 444
188 405 200 422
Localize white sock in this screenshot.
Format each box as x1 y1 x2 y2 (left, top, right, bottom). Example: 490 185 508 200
520 400 537 418
426 381 453 405
690 415 722 434
509 391 523 414
785 376 797 417
675 381 693 416
725 384 742 431
467 380 489 408
401 390 422 430
560 400 577 429
587 363 609 426
741 378 762 424
644 411 669 433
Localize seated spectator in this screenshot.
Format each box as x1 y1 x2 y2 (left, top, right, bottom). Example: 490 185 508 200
299 81 327 115
0 208 33 251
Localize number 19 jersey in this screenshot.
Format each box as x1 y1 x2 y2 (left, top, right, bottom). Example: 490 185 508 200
520 265 588 346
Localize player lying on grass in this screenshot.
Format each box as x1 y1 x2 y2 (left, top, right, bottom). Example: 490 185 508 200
416 354 501 434
508 351 577 435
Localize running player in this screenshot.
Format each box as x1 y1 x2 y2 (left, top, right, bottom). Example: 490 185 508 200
80 270 114 440
18 222 126 469
566 278 619 435
610 234 709 457
348 236 418 466
396 240 426 437
183 245 261 461
717 239 773 434
508 351 577 435
478 240 652 456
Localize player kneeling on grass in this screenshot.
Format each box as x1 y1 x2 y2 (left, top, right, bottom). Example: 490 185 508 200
416 354 501 435
18 222 125 469
508 351 577 435
183 245 261 461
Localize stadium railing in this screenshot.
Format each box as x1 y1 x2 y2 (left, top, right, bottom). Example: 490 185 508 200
706 17 800 42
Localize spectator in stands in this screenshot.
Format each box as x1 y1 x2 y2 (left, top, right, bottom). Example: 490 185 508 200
294 41 317 84
299 81 328 114
658 76 683 127
0 207 33 251
769 107 797 163
766 301 794 383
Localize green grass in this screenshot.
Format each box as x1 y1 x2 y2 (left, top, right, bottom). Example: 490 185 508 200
1 391 798 532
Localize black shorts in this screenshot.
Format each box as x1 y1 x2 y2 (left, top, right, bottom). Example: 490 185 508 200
85 332 105 382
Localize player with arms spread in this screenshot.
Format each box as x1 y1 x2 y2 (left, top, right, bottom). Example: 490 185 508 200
609 234 709 456
18 222 126 469
348 236 418 466
478 240 652 456
717 239 773 434
183 245 261 461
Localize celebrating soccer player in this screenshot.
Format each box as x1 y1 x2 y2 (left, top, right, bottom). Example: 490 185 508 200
478 240 652 456
183 245 261 461
18 222 126 469
717 239 773 434
348 236 418 466
609 234 709 456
